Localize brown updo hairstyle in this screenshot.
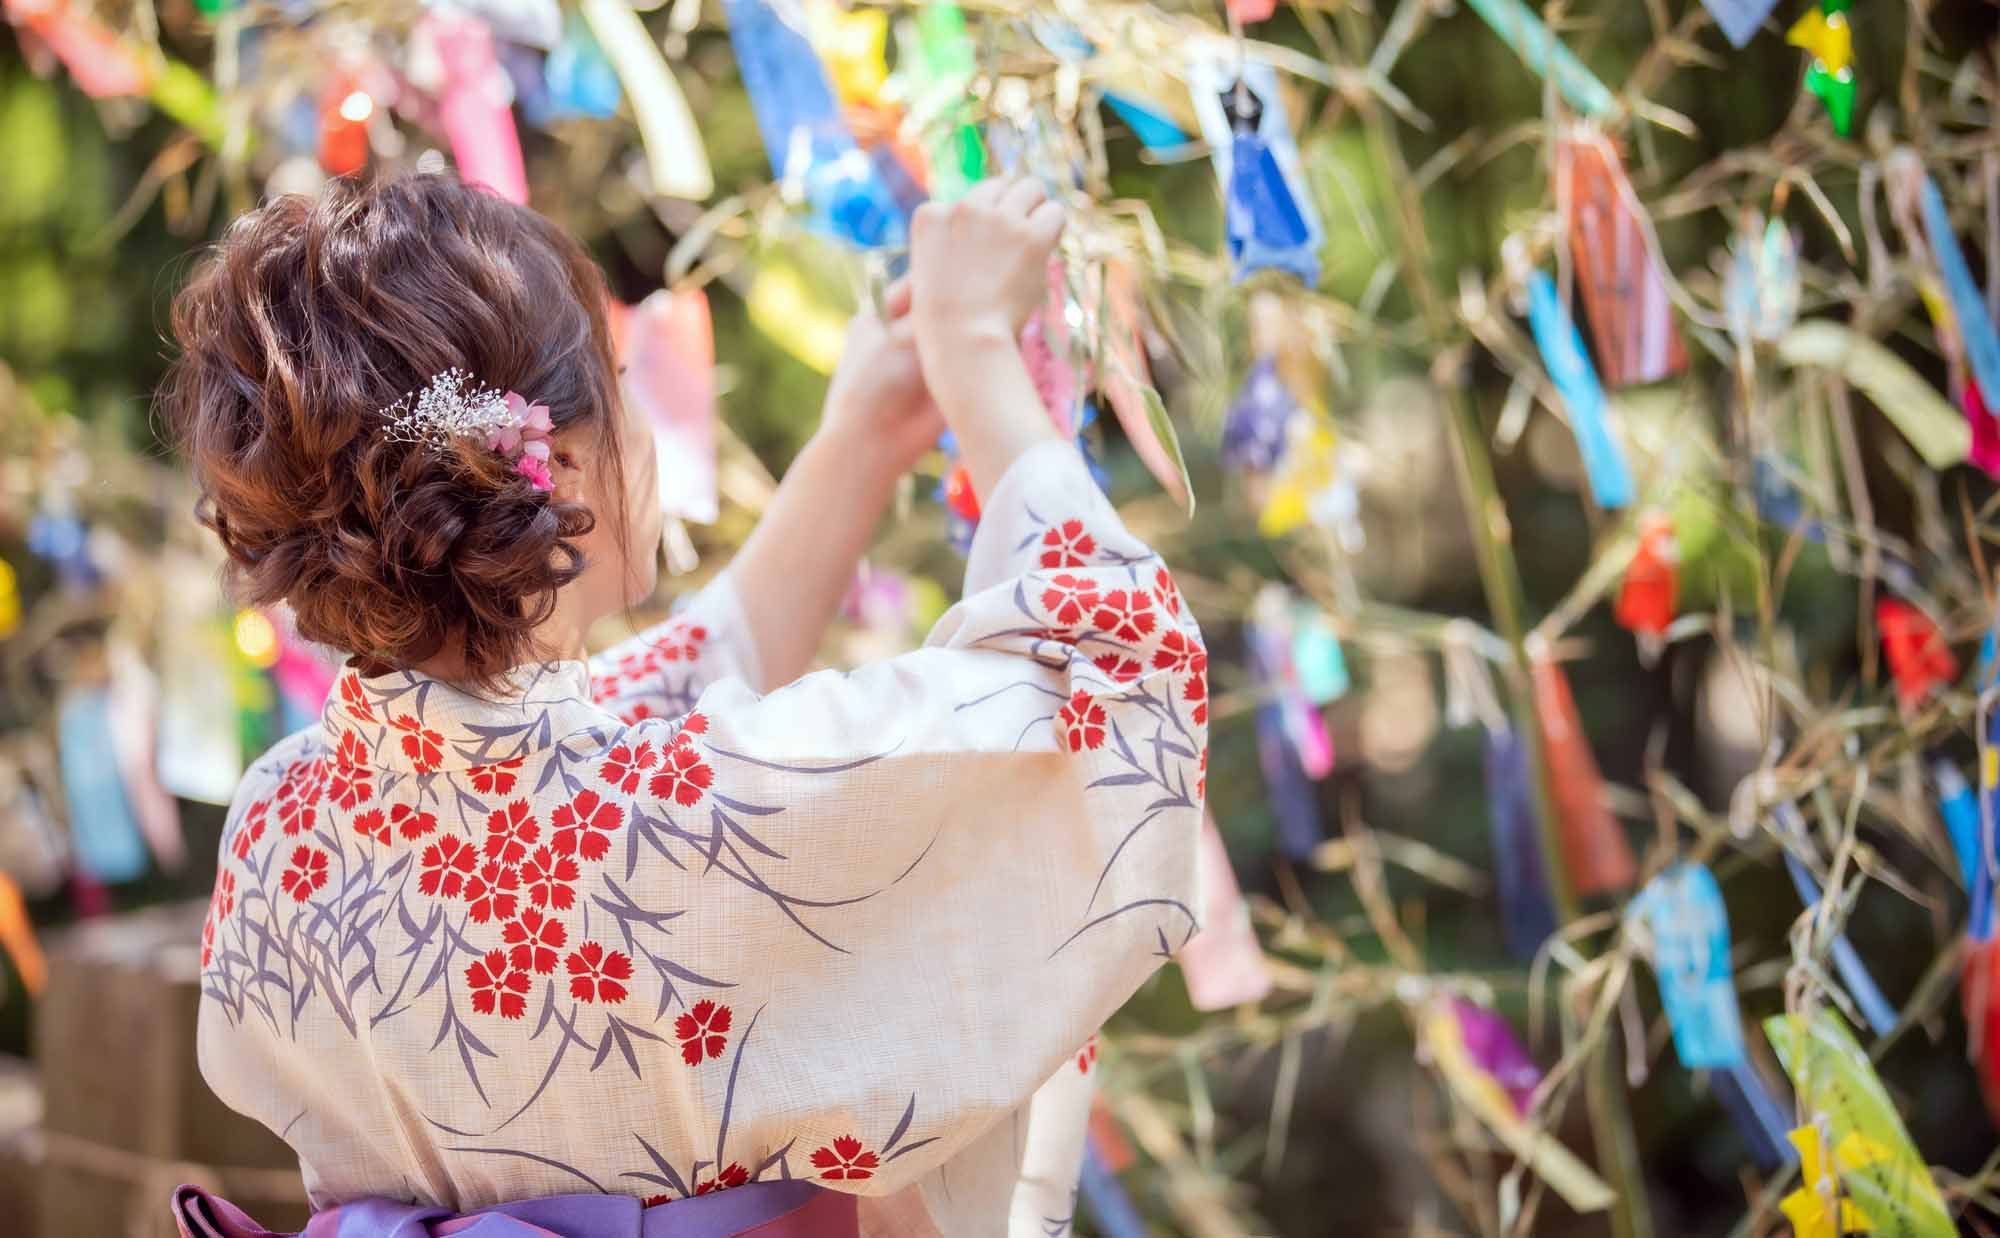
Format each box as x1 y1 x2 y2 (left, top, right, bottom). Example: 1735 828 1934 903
160 174 623 691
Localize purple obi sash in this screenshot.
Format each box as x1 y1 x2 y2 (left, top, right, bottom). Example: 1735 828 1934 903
170 1181 858 1238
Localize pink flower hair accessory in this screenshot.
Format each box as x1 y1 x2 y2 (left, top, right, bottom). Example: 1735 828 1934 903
380 369 557 492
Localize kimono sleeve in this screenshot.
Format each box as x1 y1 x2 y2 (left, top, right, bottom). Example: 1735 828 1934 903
618 440 1207 1195
588 570 768 721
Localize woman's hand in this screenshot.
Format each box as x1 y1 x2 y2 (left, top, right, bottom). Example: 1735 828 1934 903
908 176 1069 499
816 278 944 486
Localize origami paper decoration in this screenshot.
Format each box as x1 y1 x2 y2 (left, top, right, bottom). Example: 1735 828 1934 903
545 13 621 120
1701 0 1781 49
1875 596 1958 709
1723 213 1801 349
1557 130 1688 387
1189 56 1323 285
1452 999 1542 1116
725 0 901 247
1789 2 1856 136
1615 511 1677 649
1932 758 1982 893
1765 1010 1955 1238
613 289 719 525
1630 864 1745 1069
1526 271 1634 509
1530 653 1637 896
318 72 372 177
417 10 529 204
1223 356 1301 474
1484 727 1560 960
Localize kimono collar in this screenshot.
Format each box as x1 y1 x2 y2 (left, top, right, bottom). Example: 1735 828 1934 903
323 661 607 774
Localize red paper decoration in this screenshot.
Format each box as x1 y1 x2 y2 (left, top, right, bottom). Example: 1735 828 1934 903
1615 512 1677 642
1557 131 1688 388
1531 654 1637 897
1877 596 1957 709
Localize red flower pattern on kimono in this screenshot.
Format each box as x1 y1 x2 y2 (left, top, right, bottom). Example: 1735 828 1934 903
1152 629 1202 676
1152 567 1182 619
280 846 329 902
565 941 633 1004
339 672 375 723
520 846 580 910
550 790 623 861
810 1136 879 1181
212 868 236 918
648 745 713 810
419 835 477 898
1182 666 1209 726
504 907 568 974
465 861 520 924
391 803 438 841
599 741 657 794
674 999 732 1065
695 1163 749 1195
1039 519 1097 568
1092 653 1142 683
485 800 540 865
231 800 268 860
469 758 523 796
392 714 446 773
327 732 375 811
1058 692 1108 752
353 808 390 845
467 949 530 1019
1039 574 1100 627
275 760 322 837
1091 590 1156 642
1076 1034 1097 1073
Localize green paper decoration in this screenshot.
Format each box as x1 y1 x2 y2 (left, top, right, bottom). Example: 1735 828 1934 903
1806 61 1855 135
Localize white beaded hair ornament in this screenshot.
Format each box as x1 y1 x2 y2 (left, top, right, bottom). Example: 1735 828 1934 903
380 368 555 492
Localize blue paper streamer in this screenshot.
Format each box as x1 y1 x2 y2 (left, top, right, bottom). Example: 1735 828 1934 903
499 43 557 128
545 14 621 120
1629 863 1746 1070
1978 708 2000 943
1484 728 1559 961
1292 607 1349 705
1936 758 1982 891
1249 640 1323 862
58 688 149 884
1526 272 1633 509
1920 174 2000 410
1711 1061 1797 1171
1076 1139 1147 1238
1104 93 1188 150
1700 0 1780 49
1222 85 1321 285
1782 850 1899 1036
1222 356 1298 473
723 0 902 249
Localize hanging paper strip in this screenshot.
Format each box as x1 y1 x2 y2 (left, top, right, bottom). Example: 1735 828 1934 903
1558 131 1687 388
1257 419 1342 538
0 874 45 996
1723 214 1800 349
1103 94 1188 151
1094 260 1192 507
1418 996 1615 1212
546 12 621 120
1076 1128 1146 1238
1701 0 1780 49
1918 174 2000 414
1630 864 1745 1069
1223 356 1300 474
1525 272 1634 510
1615 511 1677 648
1751 456 1823 542
318 72 371 177
1484 727 1560 960
1251 588 1335 779
1788 4 1856 137
1459 0 1619 119
1976 704 2000 943
1188 57 1323 286
724 0 902 248
5 0 151 97
419 10 529 204
1780 849 1899 1037
1451 999 1542 1115
1934 758 1982 893
1248 638 1324 862
614 289 719 525
1176 813 1273 1011
1227 0 1279 23
581 0 712 200
1764 1009 1956 1238
1965 937 2000 1129
1778 321 1972 469
893 3 984 201
58 688 150 885
1708 1063 1797 1172
1291 605 1348 705
1875 596 1959 710
1529 654 1637 896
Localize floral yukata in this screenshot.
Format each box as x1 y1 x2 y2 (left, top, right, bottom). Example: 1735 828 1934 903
197 441 1209 1237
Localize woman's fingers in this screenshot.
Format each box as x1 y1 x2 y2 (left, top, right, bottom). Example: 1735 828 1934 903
998 176 1047 218
879 276 914 320
1025 199 1066 252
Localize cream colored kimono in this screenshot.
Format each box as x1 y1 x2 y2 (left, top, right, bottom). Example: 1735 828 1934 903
197 441 1209 1236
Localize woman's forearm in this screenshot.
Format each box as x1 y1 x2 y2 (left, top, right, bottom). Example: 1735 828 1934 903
727 418 901 688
